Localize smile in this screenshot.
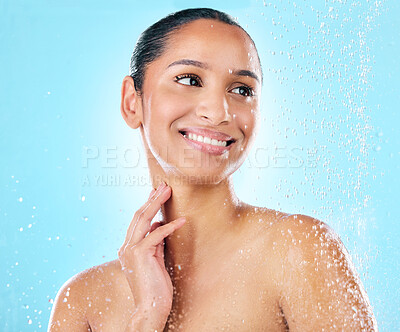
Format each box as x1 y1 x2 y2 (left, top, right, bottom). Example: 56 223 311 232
179 129 236 155
183 132 228 147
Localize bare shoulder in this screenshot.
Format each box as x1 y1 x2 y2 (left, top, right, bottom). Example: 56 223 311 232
49 259 132 331
265 212 356 278
249 209 356 284
245 206 344 255
247 208 377 330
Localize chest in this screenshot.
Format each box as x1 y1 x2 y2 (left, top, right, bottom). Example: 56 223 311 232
163 252 286 331
88 225 287 331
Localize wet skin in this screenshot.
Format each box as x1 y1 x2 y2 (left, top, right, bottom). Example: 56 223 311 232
48 19 377 331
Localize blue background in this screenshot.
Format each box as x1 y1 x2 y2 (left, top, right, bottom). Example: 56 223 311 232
1 0 398 330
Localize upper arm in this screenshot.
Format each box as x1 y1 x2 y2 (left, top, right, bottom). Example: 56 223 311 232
277 216 377 331
48 273 91 332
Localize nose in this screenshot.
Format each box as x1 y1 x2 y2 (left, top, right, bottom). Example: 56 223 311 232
195 91 232 125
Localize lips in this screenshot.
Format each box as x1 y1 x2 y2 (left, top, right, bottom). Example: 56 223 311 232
178 127 236 155
179 127 236 144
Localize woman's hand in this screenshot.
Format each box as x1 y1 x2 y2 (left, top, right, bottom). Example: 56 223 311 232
118 182 186 331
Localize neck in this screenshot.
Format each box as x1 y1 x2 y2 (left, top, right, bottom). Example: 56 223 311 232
148 171 244 276
142 134 245 280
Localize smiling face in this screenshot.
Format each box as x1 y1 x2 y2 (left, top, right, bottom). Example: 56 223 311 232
135 19 262 183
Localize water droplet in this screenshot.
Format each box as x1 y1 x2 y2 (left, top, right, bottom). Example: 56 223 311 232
18 197 23 202
81 195 86 202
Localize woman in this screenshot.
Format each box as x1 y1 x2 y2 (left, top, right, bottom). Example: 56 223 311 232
48 8 377 331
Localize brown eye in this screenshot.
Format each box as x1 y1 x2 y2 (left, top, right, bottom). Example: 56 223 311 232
175 74 202 87
231 86 254 97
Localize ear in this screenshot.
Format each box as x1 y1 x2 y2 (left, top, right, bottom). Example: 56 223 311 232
120 76 143 129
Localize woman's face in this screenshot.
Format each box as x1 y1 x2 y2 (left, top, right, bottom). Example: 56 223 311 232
139 19 262 183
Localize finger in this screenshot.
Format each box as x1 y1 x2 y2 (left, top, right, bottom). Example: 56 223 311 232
141 217 186 248
128 184 171 245
148 188 156 199
122 184 165 247
149 221 162 234
128 187 159 237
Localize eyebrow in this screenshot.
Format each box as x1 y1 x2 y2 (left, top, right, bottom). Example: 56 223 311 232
167 59 209 69
232 69 260 83
167 59 260 83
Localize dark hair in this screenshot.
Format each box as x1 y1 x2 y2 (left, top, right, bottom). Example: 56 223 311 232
129 8 262 93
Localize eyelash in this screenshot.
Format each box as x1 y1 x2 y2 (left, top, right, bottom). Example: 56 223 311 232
175 74 202 87
174 74 255 97
231 86 254 97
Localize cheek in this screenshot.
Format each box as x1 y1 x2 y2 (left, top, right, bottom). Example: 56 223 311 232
146 88 193 126
237 107 258 140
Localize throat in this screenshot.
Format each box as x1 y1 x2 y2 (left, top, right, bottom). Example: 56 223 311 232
161 190 245 278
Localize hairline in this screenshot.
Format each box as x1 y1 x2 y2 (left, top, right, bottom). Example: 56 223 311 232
146 18 263 85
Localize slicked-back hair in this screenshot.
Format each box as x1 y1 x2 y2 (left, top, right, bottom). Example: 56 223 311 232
129 8 262 94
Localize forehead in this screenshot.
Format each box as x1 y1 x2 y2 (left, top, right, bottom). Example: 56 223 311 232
159 19 261 73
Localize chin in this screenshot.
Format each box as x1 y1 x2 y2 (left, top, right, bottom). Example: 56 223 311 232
152 148 245 185
168 163 240 186
169 173 227 186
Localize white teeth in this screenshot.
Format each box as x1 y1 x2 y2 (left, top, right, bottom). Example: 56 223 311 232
186 132 227 147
